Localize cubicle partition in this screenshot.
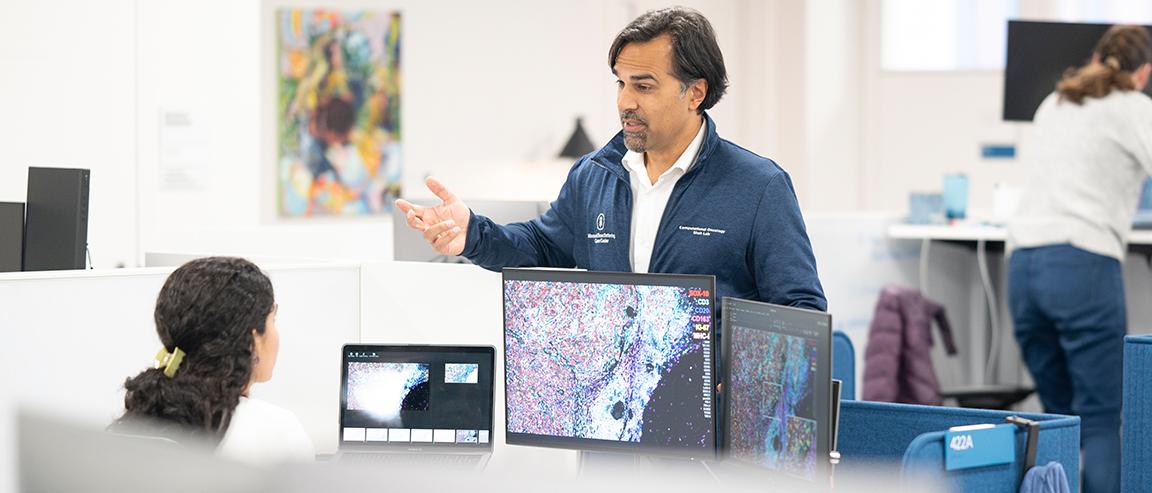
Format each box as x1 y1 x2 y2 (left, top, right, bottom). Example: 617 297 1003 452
838 400 1080 492
0 263 361 491
1123 334 1152 493
833 331 856 400
2 254 1091 491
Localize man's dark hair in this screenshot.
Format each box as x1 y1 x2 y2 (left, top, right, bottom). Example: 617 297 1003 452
609 7 728 113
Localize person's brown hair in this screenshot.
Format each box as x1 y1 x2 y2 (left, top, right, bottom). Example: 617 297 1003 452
1056 25 1151 104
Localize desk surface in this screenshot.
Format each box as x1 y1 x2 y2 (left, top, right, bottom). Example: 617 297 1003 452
888 224 1152 245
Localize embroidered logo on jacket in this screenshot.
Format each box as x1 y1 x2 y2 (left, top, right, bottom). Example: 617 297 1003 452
678 225 727 237
588 212 615 244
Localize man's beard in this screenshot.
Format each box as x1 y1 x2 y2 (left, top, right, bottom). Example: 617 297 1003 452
621 110 647 153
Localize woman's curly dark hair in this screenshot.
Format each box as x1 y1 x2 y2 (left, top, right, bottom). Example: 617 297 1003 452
113 256 275 444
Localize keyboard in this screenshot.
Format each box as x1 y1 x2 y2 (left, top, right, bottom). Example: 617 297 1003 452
340 452 484 468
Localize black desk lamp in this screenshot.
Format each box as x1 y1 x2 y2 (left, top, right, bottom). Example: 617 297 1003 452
559 117 596 159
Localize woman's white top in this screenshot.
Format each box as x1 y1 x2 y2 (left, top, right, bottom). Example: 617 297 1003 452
1008 90 1152 260
217 396 314 465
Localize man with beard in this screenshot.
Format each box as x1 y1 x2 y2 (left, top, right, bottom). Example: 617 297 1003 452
396 7 824 311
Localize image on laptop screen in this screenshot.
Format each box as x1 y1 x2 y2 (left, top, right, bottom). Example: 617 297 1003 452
502 268 716 456
339 345 495 450
722 298 832 481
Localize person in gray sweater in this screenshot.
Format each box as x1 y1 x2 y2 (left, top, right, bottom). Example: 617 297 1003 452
1007 25 1152 493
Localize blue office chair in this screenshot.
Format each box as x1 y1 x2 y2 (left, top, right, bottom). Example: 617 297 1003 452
833 330 856 400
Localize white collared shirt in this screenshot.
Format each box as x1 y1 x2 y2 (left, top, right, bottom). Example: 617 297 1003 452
622 122 707 273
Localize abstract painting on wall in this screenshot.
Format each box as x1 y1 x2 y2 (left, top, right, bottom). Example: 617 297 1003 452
277 9 401 217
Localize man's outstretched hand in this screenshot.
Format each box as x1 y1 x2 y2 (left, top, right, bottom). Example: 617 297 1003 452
394 177 471 256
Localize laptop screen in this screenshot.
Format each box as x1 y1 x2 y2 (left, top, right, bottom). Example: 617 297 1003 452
502 268 717 457
339 345 495 450
722 297 832 481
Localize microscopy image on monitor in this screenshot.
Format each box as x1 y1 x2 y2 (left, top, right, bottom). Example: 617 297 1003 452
784 416 817 478
504 276 713 453
444 363 479 384
346 362 430 424
728 327 818 479
456 429 479 443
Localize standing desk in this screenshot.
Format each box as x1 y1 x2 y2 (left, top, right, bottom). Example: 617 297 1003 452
887 224 1152 395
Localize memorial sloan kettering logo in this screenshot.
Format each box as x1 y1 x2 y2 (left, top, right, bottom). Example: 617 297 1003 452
588 212 615 244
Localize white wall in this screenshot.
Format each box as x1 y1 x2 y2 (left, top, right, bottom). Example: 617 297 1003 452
809 0 1147 216
0 0 793 267
6 0 1148 265
0 0 137 268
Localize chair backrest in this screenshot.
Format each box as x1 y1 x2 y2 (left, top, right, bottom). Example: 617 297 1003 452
833 330 856 400
1123 335 1152 492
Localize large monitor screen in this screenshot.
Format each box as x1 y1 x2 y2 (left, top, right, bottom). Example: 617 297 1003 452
502 268 716 456
1004 20 1152 122
722 298 831 481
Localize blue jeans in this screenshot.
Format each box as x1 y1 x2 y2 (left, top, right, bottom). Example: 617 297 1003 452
1009 245 1125 493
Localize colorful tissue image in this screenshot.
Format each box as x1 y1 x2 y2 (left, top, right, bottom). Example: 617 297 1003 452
346 362 429 425
504 280 712 449
445 363 479 384
456 429 479 443
727 327 818 480
277 9 402 217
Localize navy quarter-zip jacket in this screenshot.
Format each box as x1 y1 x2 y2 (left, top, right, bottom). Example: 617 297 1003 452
460 113 826 311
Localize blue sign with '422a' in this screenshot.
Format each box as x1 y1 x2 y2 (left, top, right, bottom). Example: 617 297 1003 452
944 424 1016 471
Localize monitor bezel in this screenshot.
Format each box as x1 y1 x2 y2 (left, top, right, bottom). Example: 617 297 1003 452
338 344 496 451
501 268 718 459
720 296 833 481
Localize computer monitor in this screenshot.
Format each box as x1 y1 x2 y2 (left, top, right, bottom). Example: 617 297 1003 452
502 268 716 457
722 297 832 481
1003 20 1152 122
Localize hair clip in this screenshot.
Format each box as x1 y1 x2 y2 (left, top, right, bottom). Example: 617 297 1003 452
1105 56 1122 70
154 346 186 378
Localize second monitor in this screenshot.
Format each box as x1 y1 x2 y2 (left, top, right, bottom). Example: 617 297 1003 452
722 297 832 481
502 268 716 457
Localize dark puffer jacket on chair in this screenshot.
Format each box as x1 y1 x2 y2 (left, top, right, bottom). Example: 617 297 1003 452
862 285 958 405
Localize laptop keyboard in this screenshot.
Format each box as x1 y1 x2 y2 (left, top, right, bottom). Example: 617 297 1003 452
341 452 483 468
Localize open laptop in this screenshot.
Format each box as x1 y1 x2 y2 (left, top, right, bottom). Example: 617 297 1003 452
336 344 495 470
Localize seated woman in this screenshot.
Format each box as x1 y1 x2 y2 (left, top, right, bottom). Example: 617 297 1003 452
111 256 314 464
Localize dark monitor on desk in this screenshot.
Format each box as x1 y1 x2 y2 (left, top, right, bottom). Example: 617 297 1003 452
502 268 717 457
0 202 24 272
722 297 832 481
1003 20 1152 122
23 167 90 271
